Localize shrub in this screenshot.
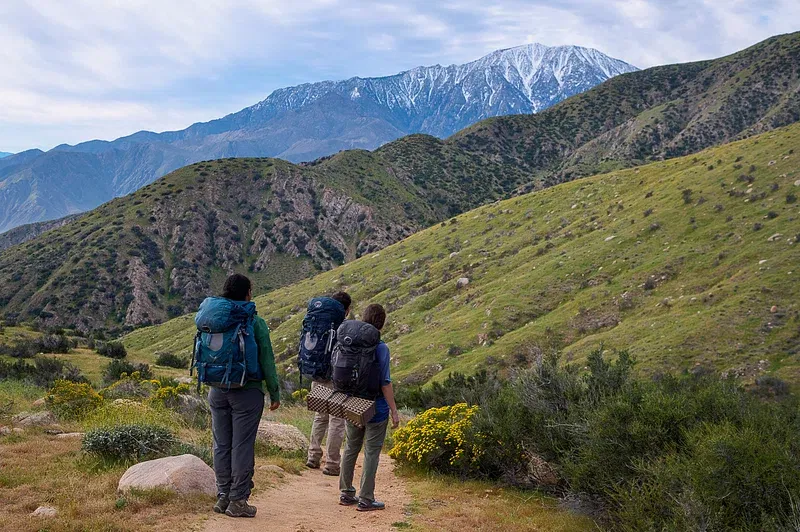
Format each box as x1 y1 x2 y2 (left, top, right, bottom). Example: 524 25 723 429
83 399 181 431
154 351 188 369
35 333 72 354
0 340 37 358
103 359 153 385
395 370 503 411
291 388 309 402
389 403 484 474
97 341 127 359
0 357 87 388
82 424 175 460
99 373 159 400
46 380 103 420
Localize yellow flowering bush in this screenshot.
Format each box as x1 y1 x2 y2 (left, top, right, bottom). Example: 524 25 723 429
389 403 484 473
46 379 103 420
291 388 309 402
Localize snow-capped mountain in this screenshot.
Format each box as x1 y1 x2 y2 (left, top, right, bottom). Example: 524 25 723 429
0 43 636 233
242 43 637 138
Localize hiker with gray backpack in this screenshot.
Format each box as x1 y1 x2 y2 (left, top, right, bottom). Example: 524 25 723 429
335 303 400 512
298 292 351 475
193 273 280 518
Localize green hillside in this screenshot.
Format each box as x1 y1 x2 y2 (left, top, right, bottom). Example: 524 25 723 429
125 122 800 385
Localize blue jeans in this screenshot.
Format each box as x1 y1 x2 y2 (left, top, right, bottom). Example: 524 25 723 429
209 387 264 500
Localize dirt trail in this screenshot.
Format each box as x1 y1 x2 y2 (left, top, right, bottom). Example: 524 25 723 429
204 456 411 532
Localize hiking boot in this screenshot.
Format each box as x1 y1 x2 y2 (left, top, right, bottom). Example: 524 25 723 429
305 459 320 469
339 493 359 506
225 499 257 518
213 495 229 514
357 499 385 512
322 466 340 476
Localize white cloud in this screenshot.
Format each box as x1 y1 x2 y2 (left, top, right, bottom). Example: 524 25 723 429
0 0 797 152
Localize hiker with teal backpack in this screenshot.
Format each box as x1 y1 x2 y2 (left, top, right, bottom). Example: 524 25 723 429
336 303 400 512
192 273 280 518
299 292 351 475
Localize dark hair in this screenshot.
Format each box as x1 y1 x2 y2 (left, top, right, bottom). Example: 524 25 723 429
222 273 252 301
331 291 352 311
362 303 386 330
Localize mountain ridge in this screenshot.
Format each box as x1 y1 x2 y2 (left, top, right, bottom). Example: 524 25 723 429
0 43 636 233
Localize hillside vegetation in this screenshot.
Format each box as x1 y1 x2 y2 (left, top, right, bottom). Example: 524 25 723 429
126 122 800 385
2 32 799 332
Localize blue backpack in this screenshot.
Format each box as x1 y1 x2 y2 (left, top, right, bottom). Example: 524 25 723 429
192 297 263 391
298 297 346 380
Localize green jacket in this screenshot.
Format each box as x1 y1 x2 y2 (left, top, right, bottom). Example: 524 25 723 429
243 315 280 403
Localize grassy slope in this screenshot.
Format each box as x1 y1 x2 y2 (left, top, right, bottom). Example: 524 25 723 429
126 123 800 385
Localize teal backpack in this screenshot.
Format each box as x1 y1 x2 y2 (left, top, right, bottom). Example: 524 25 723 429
191 297 263 391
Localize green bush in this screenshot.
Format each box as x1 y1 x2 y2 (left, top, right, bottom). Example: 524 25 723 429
410 347 800 530
154 351 188 369
82 424 175 460
97 341 127 359
46 380 103 420
0 357 87 388
99 373 159 400
102 359 153 385
395 370 503 410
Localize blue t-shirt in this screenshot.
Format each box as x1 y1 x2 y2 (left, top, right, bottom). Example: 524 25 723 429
369 342 392 424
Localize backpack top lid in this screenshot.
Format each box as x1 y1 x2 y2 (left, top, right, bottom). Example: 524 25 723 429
306 296 346 323
195 297 256 334
336 320 380 349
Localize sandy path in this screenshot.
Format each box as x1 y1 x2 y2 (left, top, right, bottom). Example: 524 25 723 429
204 456 410 532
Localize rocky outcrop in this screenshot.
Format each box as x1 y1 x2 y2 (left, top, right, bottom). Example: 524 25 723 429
118 454 216 496
13 410 59 427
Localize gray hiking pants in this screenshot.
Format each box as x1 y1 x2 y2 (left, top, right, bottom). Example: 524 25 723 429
339 418 389 502
307 380 347 469
209 387 264 501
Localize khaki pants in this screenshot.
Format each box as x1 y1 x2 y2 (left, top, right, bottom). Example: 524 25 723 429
307 380 346 469
339 419 389 502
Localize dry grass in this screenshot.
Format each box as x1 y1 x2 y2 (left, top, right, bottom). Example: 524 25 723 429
0 429 215 531
398 467 597 532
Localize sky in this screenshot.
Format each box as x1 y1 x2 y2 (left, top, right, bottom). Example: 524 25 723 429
0 0 798 153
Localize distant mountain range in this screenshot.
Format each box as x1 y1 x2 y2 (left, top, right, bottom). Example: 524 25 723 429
0 32 797 332
0 152 12 158
0 43 637 233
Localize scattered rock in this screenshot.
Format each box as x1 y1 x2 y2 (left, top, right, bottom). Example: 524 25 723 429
770 306 778 313
118 454 216 496
55 432 84 440
456 277 470 289
256 421 308 452
30 506 57 518
449 251 459 259
604 235 616 242
258 464 286 476
175 376 194 385
759 260 768 265
768 160 776 166
13 411 58 427
794 179 800 187
526 453 560 487
0 426 11 436
767 233 782 242
32 398 46 408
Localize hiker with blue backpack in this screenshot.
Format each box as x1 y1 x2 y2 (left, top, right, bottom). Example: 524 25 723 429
298 292 352 475
193 273 280 518
335 303 400 512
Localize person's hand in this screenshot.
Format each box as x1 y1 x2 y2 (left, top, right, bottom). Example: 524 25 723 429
391 409 400 429
269 401 280 411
